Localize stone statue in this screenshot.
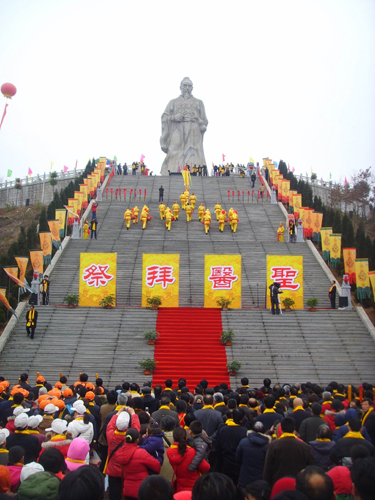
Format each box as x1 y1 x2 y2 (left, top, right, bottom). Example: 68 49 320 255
160 77 208 175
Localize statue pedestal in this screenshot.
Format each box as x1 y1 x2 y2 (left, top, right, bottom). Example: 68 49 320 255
341 275 352 310
72 220 80 239
270 191 277 204
29 276 40 305
296 222 304 243
97 187 102 202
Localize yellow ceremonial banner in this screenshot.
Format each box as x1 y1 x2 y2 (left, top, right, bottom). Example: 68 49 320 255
68 198 78 215
79 253 117 307
343 248 356 276
277 175 284 193
87 176 93 193
321 228 332 249
142 254 179 308
369 271 375 297
74 191 83 211
0 289 6 298
299 208 305 224
330 234 341 260
5 267 18 278
312 213 323 234
30 250 44 277
14 257 28 283
355 259 369 289
204 255 241 308
289 190 297 206
80 184 88 202
304 209 314 231
39 233 52 263
83 178 88 186
55 209 66 236
272 171 280 185
293 194 302 211
267 255 304 309
48 220 61 248
281 180 290 203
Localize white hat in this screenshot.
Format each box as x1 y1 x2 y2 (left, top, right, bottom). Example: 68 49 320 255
28 414 43 429
45 418 68 435
13 406 30 416
15 413 29 429
0 428 10 445
116 412 130 431
73 400 87 415
44 404 59 415
20 462 44 482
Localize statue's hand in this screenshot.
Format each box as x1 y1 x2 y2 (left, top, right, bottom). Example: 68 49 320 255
174 113 183 122
199 124 207 133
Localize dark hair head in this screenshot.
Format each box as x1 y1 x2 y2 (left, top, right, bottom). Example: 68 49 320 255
180 393 191 405
189 421 203 435
8 445 25 464
20 373 28 382
122 382 130 391
138 411 151 425
176 400 187 413
13 393 25 405
351 457 375 500
138 475 173 500
57 465 104 500
60 376 67 384
131 397 144 411
264 396 275 409
311 402 322 416
106 390 118 405
245 480 271 500
125 428 139 443
316 425 331 440
184 413 196 428
96 378 103 386
178 378 187 389
232 408 245 425
295 466 334 500
348 418 362 432
160 396 171 406
240 377 249 386
160 415 176 432
331 399 343 411
79 373 88 383
173 427 187 455
130 383 140 393
192 472 237 500
203 395 213 406
148 422 161 435
227 398 237 410
351 444 371 462
154 385 162 396
200 379 208 389
165 379 173 388
280 417 295 434
239 394 249 405
38 447 66 474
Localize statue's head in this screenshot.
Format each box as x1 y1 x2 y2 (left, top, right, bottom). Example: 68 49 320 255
180 77 193 97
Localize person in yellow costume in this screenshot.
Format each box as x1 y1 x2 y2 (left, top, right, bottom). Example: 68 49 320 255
132 206 140 224
172 201 180 220
231 211 239 233
184 189 189 206
165 208 173 231
83 220 89 239
159 202 166 220
218 210 226 233
277 222 285 242
141 208 149 230
180 192 186 210
198 203 205 222
185 202 193 222
203 212 211 234
189 193 197 209
228 208 234 230
214 202 222 220
124 208 132 230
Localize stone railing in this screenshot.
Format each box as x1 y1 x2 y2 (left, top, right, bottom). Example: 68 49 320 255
0 169 85 190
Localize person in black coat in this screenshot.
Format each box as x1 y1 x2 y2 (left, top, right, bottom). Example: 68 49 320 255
330 418 375 466
255 396 282 431
269 283 283 315
251 172 256 188
141 386 160 414
329 280 337 309
26 305 38 339
6 413 41 464
236 421 271 488
290 398 311 433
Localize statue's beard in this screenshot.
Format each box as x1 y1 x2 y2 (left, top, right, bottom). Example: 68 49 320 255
182 89 192 97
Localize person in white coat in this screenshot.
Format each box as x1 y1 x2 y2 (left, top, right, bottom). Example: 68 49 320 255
67 400 94 445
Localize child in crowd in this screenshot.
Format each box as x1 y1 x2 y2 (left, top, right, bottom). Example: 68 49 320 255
140 422 165 466
187 420 211 472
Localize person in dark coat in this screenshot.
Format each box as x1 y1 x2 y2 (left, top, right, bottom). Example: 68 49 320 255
236 421 271 488
330 418 375 466
194 395 223 440
215 409 247 485
269 282 282 315
6 413 41 464
329 280 337 309
308 424 336 471
361 398 375 445
255 396 282 431
299 403 326 443
151 396 179 427
290 398 311 433
159 186 164 202
251 172 256 188
26 305 38 339
141 387 160 415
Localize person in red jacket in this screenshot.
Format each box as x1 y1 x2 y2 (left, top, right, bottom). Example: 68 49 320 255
105 406 140 500
167 427 210 493
118 428 161 500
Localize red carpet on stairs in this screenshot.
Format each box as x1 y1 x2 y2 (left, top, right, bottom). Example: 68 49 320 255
152 308 230 390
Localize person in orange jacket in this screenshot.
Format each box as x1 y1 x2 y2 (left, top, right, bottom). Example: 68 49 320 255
124 209 132 230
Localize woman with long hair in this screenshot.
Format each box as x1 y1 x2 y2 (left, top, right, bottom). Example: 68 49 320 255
167 427 210 493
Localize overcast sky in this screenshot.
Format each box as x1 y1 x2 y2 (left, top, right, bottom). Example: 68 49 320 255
1 0 374 183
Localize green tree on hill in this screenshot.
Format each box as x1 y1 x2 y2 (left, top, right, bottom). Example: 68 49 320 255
49 171 58 195
39 207 49 232
333 210 342 234
356 222 366 258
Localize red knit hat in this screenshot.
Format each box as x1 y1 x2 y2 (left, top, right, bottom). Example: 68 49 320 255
327 466 352 494
271 477 296 500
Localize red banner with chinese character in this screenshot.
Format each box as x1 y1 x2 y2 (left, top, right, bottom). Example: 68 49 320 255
79 253 117 307
267 255 304 309
204 255 241 308
142 254 179 307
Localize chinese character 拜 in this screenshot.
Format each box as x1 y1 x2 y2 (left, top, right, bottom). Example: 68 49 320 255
82 264 114 288
270 266 300 290
208 266 238 290
146 265 175 289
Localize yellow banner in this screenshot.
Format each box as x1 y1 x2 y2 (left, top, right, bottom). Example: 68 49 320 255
355 259 369 289
271 169 279 183
74 191 84 211
15 257 28 282
281 180 290 203
343 248 356 275
55 209 66 235
267 255 304 309
299 208 305 224
289 190 297 206
80 184 88 202
87 176 93 193
79 253 117 307
293 194 302 210
4 267 18 279
39 232 52 261
312 213 323 234
321 228 332 252
369 271 375 297
48 220 61 248
204 255 241 308
304 209 314 230
329 234 341 260
30 250 44 277
0 289 6 298
142 254 179 307
277 175 284 193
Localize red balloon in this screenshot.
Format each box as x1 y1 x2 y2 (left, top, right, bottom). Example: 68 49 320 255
1 83 17 99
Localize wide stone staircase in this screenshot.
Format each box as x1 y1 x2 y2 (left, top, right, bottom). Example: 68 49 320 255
1 173 375 387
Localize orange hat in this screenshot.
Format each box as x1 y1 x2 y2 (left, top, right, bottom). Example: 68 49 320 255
86 382 95 391
85 391 95 401
1 381 9 390
39 397 60 411
36 376 45 383
63 388 73 398
55 382 62 389
54 399 66 411
48 388 61 399
96 387 104 395
0 384 4 394
10 385 29 398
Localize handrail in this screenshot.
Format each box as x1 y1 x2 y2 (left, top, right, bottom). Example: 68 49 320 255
0 169 85 190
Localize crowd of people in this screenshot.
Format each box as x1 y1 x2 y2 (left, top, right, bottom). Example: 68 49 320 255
0 373 374 500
